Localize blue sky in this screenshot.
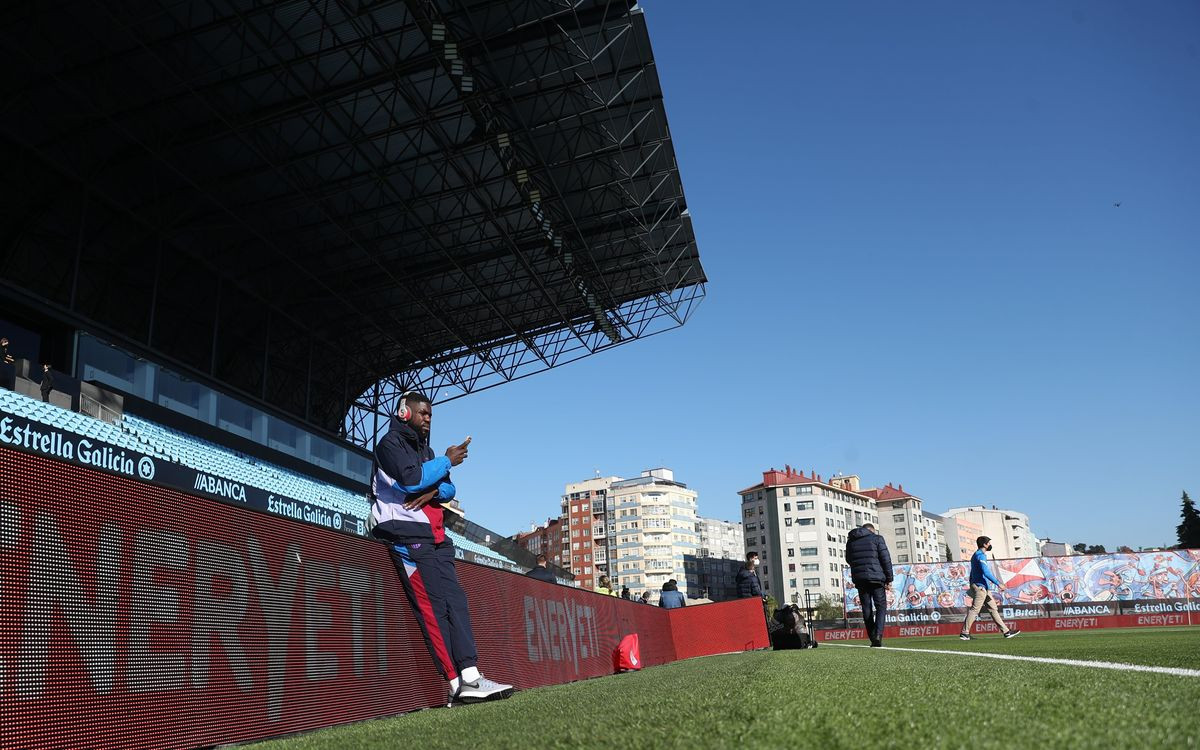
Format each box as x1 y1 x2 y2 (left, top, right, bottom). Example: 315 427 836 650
432 1 1198 551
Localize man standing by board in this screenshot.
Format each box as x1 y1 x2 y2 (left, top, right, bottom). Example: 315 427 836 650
370 391 514 705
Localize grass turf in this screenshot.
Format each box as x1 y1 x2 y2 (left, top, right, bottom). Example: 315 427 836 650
865 626 1200 670
248 627 1200 750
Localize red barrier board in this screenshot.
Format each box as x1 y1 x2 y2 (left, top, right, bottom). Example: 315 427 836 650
0 446 766 749
815 613 1200 642
668 599 770 660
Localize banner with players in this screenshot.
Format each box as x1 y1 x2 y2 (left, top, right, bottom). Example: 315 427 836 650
842 550 1200 622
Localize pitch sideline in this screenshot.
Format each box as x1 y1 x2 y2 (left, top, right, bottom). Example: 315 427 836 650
824 643 1200 678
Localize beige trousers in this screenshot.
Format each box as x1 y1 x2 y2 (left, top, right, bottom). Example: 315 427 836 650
963 584 1009 633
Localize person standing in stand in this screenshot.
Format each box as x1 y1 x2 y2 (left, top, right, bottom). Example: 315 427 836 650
39 363 54 402
525 553 556 584
370 391 514 705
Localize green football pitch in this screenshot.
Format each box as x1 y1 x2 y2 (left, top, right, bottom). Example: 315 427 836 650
249 627 1200 750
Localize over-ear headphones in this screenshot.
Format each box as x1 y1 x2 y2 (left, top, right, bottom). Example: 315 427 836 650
396 391 415 422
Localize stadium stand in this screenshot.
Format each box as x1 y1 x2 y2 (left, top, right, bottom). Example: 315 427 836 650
0 385 517 567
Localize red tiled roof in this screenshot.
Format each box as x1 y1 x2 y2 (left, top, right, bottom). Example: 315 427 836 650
859 483 916 502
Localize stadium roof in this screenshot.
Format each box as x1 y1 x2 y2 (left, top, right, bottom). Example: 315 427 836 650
0 0 705 442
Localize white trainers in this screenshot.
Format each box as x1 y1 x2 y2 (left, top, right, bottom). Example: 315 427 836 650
454 674 514 704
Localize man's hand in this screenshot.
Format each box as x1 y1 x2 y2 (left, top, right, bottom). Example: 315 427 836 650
403 488 439 511
445 436 471 466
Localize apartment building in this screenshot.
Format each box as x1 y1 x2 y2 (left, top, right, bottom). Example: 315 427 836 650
943 514 985 560
944 505 1039 559
560 475 621 589
607 468 699 602
858 481 941 565
739 467 878 605
687 516 745 601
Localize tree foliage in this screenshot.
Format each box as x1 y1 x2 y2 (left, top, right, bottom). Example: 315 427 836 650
1178 490 1200 549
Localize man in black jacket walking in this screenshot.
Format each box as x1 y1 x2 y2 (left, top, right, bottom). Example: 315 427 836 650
845 524 893 647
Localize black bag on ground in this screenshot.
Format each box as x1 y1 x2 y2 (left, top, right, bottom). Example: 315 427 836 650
770 604 817 650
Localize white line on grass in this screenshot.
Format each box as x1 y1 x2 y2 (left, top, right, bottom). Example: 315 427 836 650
825 643 1200 678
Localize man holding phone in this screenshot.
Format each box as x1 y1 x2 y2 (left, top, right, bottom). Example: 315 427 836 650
371 391 513 705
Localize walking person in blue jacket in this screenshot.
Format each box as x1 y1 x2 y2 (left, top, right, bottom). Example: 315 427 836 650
960 536 1022 640
370 391 513 705
845 524 893 647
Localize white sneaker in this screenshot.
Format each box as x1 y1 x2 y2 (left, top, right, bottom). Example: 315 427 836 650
455 675 514 703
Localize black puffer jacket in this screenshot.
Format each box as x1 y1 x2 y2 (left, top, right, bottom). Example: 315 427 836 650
735 567 762 598
845 527 893 584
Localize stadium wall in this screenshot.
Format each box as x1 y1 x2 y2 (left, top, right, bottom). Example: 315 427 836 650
0 446 767 750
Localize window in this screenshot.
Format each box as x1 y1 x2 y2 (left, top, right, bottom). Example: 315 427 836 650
783 502 791 512
582 503 589 512
898 555 909 563
762 565 769 576
797 518 815 526
896 528 906 536
831 578 840 588
796 501 813 510
785 518 793 527
897 541 908 549
802 564 819 572
788 563 796 572
789 578 797 589
787 548 795 557
893 514 905 523
803 577 820 586
800 547 818 557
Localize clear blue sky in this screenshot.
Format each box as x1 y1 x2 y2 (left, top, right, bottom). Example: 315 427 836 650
432 1 1198 551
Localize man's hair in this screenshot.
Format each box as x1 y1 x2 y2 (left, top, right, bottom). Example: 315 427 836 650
746 551 758 561
397 391 431 413
977 535 991 548
862 523 876 531
535 553 547 564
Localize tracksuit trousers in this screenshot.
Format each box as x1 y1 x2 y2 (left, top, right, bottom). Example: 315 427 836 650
390 540 478 681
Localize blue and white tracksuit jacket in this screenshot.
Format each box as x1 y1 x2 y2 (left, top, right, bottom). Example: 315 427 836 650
370 415 456 545
370 416 476 681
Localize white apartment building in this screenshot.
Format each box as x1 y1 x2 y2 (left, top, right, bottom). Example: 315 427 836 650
608 468 699 601
925 511 948 561
690 516 745 601
739 467 879 606
858 481 941 565
944 505 1039 559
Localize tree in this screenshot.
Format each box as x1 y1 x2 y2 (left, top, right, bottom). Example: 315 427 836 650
1073 543 1086 554
945 545 954 562
815 594 843 621
1178 491 1200 549
1116 545 1134 554
1073 543 1107 555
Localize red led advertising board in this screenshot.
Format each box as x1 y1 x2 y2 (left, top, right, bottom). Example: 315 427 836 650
0 447 767 749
